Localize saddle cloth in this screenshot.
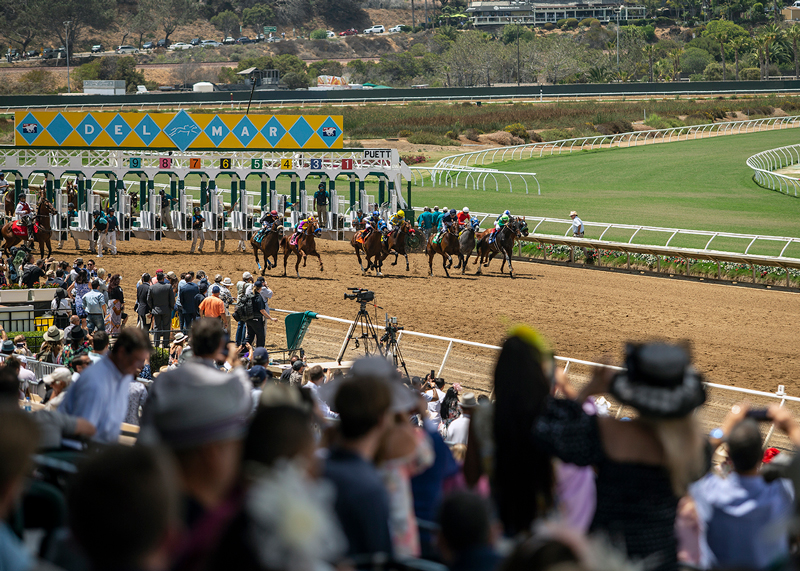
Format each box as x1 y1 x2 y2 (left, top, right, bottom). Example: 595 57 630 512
355 230 365 244
11 221 27 236
289 233 300 246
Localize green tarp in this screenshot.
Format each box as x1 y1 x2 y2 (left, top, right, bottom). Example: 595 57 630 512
284 311 317 351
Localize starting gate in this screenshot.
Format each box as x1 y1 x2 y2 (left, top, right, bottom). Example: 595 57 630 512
116 192 132 241
231 193 254 239
51 190 68 242
174 190 192 232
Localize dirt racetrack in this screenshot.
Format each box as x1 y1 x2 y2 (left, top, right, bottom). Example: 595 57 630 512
70 235 797 398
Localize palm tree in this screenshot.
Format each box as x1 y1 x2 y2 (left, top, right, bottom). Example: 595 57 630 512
787 23 800 79
709 29 730 80
669 47 684 81
728 36 750 80
758 24 783 80
644 44 657 82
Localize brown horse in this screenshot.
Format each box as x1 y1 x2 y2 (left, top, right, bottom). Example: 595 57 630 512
282 218 324 278
351 226 387 276
474 217 529 278
4 185 44 219
386 220 415 272
251 219 284 275
2 196 57 259
427 224 462 277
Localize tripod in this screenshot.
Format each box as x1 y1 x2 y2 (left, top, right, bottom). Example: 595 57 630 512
381 325 408 378
337 300 382 364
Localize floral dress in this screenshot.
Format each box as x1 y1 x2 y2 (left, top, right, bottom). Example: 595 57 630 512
73 282 90 318
105 287 124 336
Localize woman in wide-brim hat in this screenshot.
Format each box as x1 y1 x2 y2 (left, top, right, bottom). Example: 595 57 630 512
37 326 65 365
534 342 707 571
169 332 187 366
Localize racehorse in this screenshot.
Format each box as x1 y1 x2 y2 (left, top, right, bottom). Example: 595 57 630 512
351 227 387 276
453 224 477 275
2 196 57 259
427 224 462 278
386 220 415 272
250 219 284 275
473 217 529 278
4 185 45 220
281 218 324 278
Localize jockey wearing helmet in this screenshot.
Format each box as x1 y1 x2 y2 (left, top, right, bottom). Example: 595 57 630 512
388 209 405 234
353 209 367 230
435 208 458 242
294 213 315 236
456 206 471 227
15 195 33 242
489 210 512 244
363 210 382 238
255 209 280 241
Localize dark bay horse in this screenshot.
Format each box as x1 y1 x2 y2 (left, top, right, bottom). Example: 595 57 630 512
386 220 414 272
2 197 57 258
4 185 45 219
282 219 324 278
251 220 284 275
474 217 529 278
453 224 477 275
351 227 387 276
427 224 462 277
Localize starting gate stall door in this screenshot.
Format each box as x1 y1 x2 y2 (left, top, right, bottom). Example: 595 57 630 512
51 191 68 240
78 191 100 232
174 191 191 232
203 189 224 242
117 193 132 241
359 189 369 214
135 191 159 241
298 188 308 217
330 193 339 230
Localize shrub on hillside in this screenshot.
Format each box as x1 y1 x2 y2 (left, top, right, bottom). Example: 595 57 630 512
445 130 459 140
644 113 685 129
464 128 480 141
408 133 462 146
503 122 529 140
527 130 544 142
539 128 571 141
579 17 598 27
310 29 328 40
655 16 674 27
564 18 579 29
556 19 567 28
740 68 761 80
544 23 556 30
594 120 632 135
742 105 774 116
400 153 427 164
484 131 524 146
704 62 723 81
398 129 412 138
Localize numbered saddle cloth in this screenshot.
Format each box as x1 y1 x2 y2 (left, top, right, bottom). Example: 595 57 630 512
289 233 300 246
432 233 442 245
355 230 365 244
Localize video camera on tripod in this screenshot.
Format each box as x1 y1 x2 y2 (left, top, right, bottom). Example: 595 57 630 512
380 316 404 344
344 288 375 303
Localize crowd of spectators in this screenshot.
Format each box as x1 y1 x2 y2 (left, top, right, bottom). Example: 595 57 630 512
1 294 800 571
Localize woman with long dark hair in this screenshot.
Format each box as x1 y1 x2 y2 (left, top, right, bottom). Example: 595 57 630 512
51 287 71 329
67 269 90 330
439 387 461 435
104 274 124 336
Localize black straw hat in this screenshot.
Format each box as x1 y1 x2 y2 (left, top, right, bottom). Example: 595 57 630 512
610 343 706 419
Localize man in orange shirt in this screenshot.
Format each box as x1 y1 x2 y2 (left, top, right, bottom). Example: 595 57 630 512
199 286 226 329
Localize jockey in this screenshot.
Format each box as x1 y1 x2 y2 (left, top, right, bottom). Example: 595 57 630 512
489 211 511 244
353 209 367 230
435 209 457 242
364 210 381 238
292 214 319 240
456 207 471 227
15 195 33 242
388 210 405 234
259 209 279 227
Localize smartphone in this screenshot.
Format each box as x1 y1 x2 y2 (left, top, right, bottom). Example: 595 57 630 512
430 369 435 380
746 408 771 421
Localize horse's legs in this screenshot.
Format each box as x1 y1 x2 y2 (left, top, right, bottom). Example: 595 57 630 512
460 253 467 274
282 245 290 277
442 253 451 278
295 252 301 278
505 246 514 277
253 243 263 275
428 249 435 276
315 251 323 272
404 253 409 272
391 252 398 266
302 253 308 268
355 246 365 274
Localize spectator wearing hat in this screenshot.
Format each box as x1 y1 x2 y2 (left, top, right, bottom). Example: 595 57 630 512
38 325 65 365
82 279 108 334
190 207 205 254
569 210 584 238
16 354 39 396
445 392 477 446
535 342 708 571
44 268 58 286
0 339 15 359
43 367 73 410
138 325 250 528
245 281 270 348
218 277 235 332
689 404 800 570
62 328 152 444
248 365 269 412
105 206 118 254
179 272 201 334
169 332 187 366
200 286 226 329
148 271 175 349
251 346 269 367
62 326 90 368
288 359 306 387
245 278 277 341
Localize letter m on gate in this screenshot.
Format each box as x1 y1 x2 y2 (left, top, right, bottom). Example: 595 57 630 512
211 126 223 137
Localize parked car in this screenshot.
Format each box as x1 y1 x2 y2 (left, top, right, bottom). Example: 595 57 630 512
388 25 403 32
190 38 202 46
156 38 169 48
201 40 222 47
116 45 139 54
25 48 40 57
266 37 280 43
339 28 358 36
236 36 254 44
256 33 266 41
168 42 192 50
142 41 155 49
91 44 103 53
6 49 20 60
326 30 335 37
363 25 385 34
223 37 236 44
41 47 55 59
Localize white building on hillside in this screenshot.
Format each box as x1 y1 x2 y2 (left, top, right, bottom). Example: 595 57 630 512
467 0 646 26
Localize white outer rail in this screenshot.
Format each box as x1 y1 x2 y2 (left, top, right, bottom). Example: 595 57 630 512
273 308 799 447
409 165 540 195
746 143 800 197
434 115 800 170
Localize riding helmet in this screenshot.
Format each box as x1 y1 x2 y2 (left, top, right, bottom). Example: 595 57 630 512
92 210 101 216
397 210 404 217
449 209 457 216
373 211 380 217
270 210 278 216
463 207 469 213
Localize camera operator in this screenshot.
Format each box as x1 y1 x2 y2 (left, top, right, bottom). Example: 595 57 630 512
422 373 446 425
688 403 800 570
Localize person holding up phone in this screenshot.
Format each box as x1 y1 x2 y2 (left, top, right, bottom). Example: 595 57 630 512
423 373 446 425
689 403 800 570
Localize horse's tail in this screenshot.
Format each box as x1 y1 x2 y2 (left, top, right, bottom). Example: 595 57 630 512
279 237 288 253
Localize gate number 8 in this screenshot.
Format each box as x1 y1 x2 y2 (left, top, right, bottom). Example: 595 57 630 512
159 157 172 169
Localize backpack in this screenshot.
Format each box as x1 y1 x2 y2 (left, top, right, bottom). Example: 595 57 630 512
233 292 256 322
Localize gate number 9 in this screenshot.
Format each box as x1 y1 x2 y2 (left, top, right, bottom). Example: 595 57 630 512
129 157 141 168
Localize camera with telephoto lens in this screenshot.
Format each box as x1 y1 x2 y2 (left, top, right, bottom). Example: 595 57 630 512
344 288 375 303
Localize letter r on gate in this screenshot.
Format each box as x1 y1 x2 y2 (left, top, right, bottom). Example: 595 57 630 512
270 127 277 137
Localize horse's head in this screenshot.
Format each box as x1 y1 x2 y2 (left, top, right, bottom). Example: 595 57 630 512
305 218 319 234
38 198 56 216
517 217 529 237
